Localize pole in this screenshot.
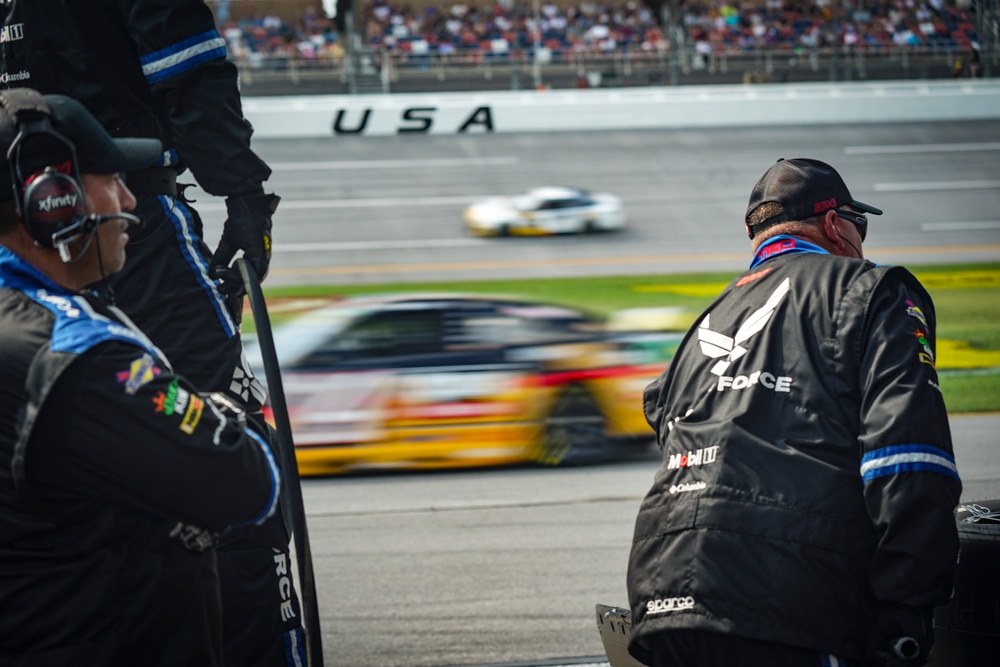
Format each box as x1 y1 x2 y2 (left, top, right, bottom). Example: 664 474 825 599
533 0 542 89
238 258 324 667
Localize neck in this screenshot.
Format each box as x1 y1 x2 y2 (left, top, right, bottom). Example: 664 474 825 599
0 232 92 292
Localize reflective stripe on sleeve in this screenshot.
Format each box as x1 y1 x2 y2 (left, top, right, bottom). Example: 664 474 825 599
861 444 960 483
141 30 227 84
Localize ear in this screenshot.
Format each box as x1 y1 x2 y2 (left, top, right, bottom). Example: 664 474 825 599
820 210 843 246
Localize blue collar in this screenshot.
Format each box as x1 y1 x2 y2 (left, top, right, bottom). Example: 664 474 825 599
749 235 830 269
0 245 166 360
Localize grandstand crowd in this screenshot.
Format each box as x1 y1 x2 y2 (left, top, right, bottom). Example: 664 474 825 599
218 1 987 66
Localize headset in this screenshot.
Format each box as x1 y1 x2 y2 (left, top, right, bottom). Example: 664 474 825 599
1 89 138 263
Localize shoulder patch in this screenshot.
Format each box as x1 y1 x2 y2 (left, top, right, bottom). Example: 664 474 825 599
735 267 774 287
116 353 162 395
904 298 928 327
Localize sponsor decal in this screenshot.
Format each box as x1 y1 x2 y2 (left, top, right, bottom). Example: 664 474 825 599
0 23 23 43
116 353 162 394
169 522 217 552
35 289 80 317
667 446 719 469
34 192 78 213
716 370 792 392
735 267 773 287
697 277 794 392
914 329 935 367
813 197 838 214
757 238 797 260
273 550 298 622
669 481 707 495
180 395 205 434
646 596 696 615
230 360 267 405
698 277 790 375
152 377 191 418
0 69 30 84
904 299 928 327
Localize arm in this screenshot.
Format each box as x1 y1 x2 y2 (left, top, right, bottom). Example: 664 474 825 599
119 0 278 283
120 0 270 194
27 342 280 531
857 268 962 663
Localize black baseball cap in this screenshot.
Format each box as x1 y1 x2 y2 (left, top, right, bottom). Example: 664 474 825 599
745 158 882 239
0 88 162 202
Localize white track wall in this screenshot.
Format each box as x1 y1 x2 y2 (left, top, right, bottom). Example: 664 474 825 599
242 80 1000 138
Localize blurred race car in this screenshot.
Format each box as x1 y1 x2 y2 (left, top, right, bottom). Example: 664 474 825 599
463 186 626 236
246 293 678 476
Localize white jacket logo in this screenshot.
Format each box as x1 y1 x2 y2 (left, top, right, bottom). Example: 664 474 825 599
697 277 794 392
646 596 695 615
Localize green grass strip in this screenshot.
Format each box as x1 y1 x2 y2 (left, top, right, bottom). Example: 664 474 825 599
255 262 1000 414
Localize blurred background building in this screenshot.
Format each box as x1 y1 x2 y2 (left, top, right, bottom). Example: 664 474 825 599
206 0 997 94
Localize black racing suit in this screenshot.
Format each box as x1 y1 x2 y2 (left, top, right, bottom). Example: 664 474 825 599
0 246 281 666
0 3 305 665
627 236 962 663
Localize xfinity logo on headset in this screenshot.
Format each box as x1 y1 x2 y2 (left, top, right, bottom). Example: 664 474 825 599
697 277 794 392
35 192 79 213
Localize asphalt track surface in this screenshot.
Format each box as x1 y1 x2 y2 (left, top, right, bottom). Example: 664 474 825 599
188 121 999 667
301 414 997 667
191 119 1000 287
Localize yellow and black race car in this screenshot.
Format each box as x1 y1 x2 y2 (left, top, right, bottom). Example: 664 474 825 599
248 293 680 476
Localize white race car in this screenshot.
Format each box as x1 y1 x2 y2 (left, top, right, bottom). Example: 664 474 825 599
464 186 626 236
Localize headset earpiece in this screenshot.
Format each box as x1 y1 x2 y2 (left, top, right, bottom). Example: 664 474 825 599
22 166 88 248
0 89 87 252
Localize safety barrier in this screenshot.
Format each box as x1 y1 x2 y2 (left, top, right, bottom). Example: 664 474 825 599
243 79 1000 138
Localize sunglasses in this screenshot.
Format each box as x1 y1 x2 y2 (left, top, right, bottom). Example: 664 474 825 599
835 209 868 242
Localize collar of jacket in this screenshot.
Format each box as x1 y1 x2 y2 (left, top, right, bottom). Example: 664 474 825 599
749 234 829 269
0 245 165 359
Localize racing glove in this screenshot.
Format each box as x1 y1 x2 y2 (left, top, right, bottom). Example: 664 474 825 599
210 192 280 294
864 604 935 666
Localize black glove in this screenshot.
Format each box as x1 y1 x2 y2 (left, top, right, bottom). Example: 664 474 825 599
864 604 935 666
210 192 280 294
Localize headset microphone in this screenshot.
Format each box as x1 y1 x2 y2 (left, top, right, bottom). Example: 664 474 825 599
89 211 142 228
51 211 142 263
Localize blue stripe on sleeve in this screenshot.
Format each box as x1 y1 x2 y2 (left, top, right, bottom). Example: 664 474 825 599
141 30 227 83
283 627 307 667
860 444 960 483
244 428 281 527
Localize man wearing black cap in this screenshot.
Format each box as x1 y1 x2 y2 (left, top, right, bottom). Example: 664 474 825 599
0 88 281 666
0 3 306 665
626 158 961 667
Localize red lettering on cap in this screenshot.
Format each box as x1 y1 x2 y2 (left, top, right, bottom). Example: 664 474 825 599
814 198 837 213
